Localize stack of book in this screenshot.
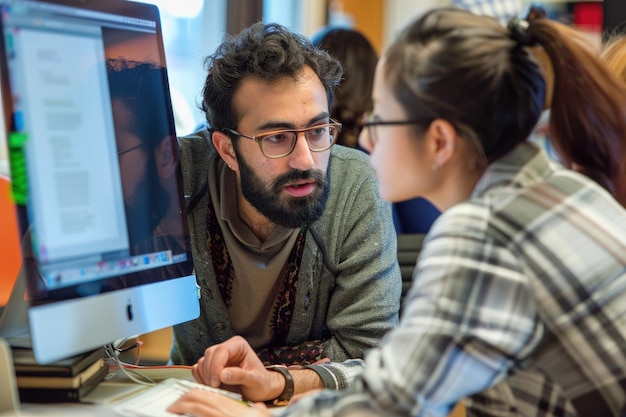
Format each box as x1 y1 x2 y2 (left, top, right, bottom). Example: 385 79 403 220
11 346 108 403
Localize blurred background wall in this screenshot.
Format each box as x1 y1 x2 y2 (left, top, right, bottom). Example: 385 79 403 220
137 0 607 137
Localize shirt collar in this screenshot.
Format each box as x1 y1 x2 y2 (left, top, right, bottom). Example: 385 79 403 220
472 141 556 199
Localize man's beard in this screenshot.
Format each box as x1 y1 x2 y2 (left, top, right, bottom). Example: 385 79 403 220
237 153 330 229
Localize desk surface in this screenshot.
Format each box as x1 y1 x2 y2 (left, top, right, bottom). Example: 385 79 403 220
2 367 194 417
3 368 465 417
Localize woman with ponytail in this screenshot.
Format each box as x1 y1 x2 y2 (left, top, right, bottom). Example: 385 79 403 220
169 8 626 417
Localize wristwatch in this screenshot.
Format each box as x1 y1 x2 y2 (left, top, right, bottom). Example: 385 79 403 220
265 365 294 405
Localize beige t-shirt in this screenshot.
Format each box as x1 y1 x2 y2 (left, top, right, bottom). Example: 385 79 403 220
208 159 299 349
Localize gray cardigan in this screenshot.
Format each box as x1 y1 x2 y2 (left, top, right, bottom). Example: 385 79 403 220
171 130 400 389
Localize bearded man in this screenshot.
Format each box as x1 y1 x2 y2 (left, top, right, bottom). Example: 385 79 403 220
171 22 400 403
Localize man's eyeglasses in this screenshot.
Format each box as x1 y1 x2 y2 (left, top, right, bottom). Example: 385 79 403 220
224 120 342 159
361 112 431 146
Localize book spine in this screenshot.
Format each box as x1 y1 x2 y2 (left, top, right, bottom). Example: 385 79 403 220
18 387 83 403
12 348 104 377
17 365 108 403
14 368 73 377
16 359 105 388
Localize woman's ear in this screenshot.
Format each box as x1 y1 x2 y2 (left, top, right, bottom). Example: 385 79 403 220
426 119 458 170
212 131 238 171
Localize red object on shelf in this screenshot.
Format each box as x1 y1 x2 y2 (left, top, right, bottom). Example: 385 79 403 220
573 2 603 33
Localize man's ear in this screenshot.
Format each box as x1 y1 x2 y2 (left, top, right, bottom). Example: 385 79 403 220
212 131 238 171
155 136 178 179
427 119 458 170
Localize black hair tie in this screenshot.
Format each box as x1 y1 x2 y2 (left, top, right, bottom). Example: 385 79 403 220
508 17 532 47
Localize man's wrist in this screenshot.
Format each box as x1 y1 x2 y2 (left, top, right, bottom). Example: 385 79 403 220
265 365 294 405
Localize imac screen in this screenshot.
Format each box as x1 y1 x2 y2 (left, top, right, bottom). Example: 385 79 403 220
0 0 199 364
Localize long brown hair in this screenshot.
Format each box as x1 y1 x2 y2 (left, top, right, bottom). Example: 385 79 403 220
313 28 378 148
529 17 626 204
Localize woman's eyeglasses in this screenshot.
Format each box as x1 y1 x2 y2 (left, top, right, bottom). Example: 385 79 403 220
361 112 430 146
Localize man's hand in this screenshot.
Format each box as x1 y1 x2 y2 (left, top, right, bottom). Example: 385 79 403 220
192 336 286 402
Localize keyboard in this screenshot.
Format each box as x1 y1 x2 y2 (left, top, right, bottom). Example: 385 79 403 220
112 377 249 417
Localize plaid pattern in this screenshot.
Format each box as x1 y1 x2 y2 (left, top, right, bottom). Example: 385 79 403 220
452 0 524 25
282 143 626 417
305 359 365 390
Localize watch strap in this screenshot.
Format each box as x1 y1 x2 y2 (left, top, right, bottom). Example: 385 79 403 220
265 365 294 403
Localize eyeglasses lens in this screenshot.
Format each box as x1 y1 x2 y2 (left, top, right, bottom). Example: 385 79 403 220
260 125 338 157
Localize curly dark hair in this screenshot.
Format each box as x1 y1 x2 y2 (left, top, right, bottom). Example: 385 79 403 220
201 22 343 134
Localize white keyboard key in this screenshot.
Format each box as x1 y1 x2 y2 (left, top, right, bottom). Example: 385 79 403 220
113 377 249 417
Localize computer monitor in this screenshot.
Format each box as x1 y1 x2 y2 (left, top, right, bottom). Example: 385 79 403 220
0 0 200 364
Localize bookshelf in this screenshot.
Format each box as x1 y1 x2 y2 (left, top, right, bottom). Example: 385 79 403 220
603 0 626 37
538 0 600 3
539 0 626 44
537 0 603 47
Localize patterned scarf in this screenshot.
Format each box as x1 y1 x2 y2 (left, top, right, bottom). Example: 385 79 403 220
206 196 307 347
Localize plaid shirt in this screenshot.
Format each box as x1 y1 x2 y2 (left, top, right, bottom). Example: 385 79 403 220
282 142 626 417
452 0 524 25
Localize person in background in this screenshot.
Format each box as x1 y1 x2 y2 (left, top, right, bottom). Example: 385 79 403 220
310 27 377 149
312 26 441 234
168 7 626 417
170 21 401 404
